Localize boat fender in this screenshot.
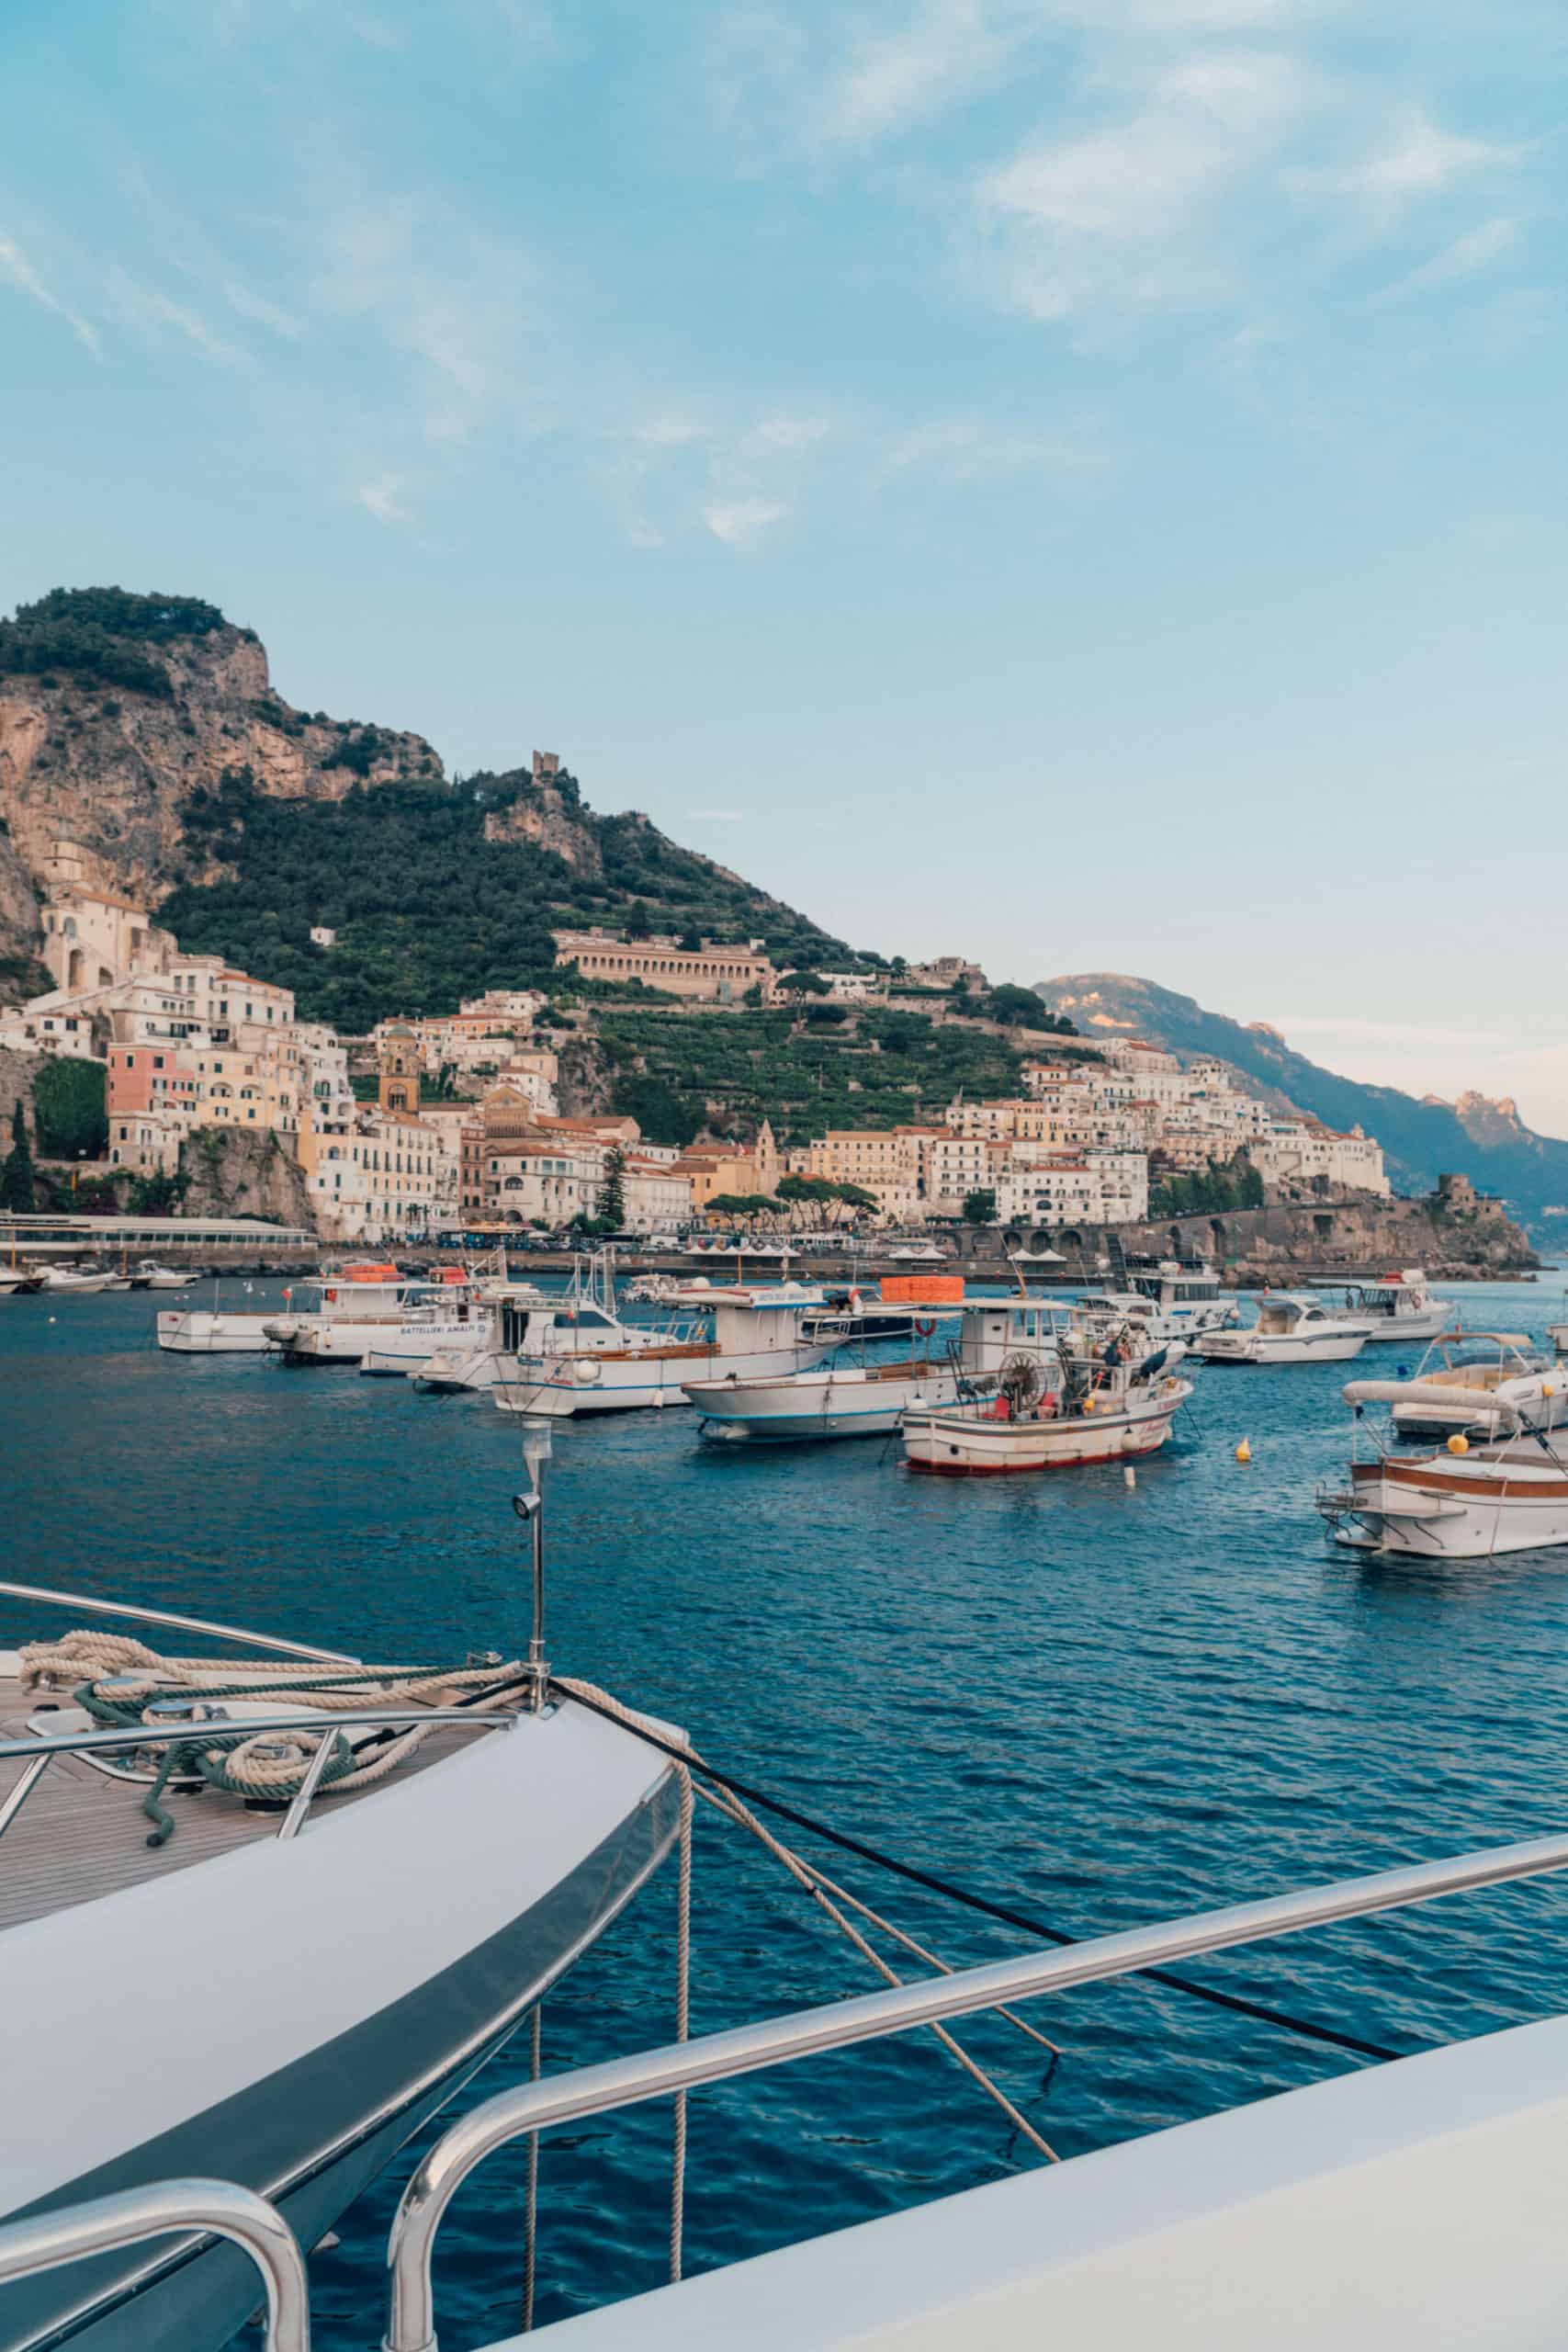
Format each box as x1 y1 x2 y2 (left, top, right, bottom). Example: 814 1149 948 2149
1448 1433 1469 1455
574 1358 603 1385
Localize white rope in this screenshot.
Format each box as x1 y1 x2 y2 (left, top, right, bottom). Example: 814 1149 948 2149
20 1632 531 1801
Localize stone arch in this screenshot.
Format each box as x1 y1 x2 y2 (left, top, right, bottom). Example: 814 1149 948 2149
67 946 85 989
1168 1223 1185 1259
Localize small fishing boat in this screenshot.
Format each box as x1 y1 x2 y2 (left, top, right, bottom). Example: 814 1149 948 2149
0 1537 679 2352
1194 1292 1375 1364
901 1300 1191 1475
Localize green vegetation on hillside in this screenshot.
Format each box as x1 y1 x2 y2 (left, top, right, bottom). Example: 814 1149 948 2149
158 768 849 1033
1148 1152 1264 1217
0 587 238 702
599 1004 1029 1144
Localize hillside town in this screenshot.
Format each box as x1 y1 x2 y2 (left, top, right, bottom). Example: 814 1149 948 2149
0 838 1392 1241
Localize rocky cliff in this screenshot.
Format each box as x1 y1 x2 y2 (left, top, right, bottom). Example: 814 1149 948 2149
177 1126 315 1227
0 588 441 971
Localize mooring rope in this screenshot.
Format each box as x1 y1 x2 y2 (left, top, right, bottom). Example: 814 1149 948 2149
554 1678 1407 2067
555 1679 1062 2176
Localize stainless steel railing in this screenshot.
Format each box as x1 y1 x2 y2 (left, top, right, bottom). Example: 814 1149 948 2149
0 2178 310 2352
383 1824 1568 2351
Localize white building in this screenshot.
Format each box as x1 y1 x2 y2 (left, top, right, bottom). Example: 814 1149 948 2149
1246 1122 1390 1199
301 1107 446 1241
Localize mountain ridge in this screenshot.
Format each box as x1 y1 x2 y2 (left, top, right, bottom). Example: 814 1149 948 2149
1038 972 1568 1236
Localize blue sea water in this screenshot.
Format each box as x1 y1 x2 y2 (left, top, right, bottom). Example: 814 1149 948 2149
7 1273 1568 2348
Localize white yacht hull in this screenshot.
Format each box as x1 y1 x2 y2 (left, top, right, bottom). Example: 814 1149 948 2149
0 1700 678 2352
497 1338 839 1418
358 1321 476 1376
683 1360 964 1442
36 1271 112 1295
1361 1306 1449 1343
275 1317 408 1364
1325 1456 1568 1558
415 1345 510 1393
1197 1328 1369 1363
902 1381 1191 1475
156 1312 279 1354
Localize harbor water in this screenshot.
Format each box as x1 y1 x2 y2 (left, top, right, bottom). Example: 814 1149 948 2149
8 1276 1568 2346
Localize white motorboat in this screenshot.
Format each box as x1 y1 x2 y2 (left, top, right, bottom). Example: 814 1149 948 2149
495 1278 841 1419
0 1270 34 1296
22 1815 1568 2351
357 1275 489 1375
35 1263 114 1295
265 1262 427 1364
130 1261 197 1291
400 1284 556 1390
0 1560 679 2352
156 1308 281 1353
1194 1292 1375 1364
682 1309 966 1441
1319 1373 1568 1556
901 1299 1191 1475
1327 1266 1448 1343
1076 1264 1239 1349
1379 1330 1565 1441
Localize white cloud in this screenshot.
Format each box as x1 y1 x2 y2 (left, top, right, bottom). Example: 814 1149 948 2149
704 496 789 548
1377 214 1520 298
223 278 304 337
0 231 99 355
689 807 744 820
107 268 244 362
624 514 666 548
976 50 1314 328
820 0 1003 145
355 473 412 524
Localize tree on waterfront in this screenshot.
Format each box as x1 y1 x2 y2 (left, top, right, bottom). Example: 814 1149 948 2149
32 1057 107 1160
597 1144 626 1228
1 1101 36 1210
962 1188 997 1225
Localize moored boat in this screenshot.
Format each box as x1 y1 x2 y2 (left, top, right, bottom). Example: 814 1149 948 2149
156 1307 281 1353
1328 1266 1448 1343
1380 1330 1564 1441
495 1274 842 1419
1319 1373 1568 1556
900 1298 1191 1475
1194 1292 1374 1364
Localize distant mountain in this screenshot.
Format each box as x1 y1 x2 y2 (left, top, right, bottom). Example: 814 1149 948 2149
1039 973 1568 1236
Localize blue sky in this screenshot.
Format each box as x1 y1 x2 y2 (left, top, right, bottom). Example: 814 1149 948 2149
6 2 1568 1125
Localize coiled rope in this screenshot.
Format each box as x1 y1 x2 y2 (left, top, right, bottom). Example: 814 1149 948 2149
19 1632 531 1842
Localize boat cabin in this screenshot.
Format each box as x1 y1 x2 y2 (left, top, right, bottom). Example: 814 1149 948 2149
1256 1294 1341 1337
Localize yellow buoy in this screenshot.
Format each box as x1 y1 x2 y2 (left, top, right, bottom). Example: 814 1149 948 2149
1448 1432 1470 1455
1235 1438 1251 1464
